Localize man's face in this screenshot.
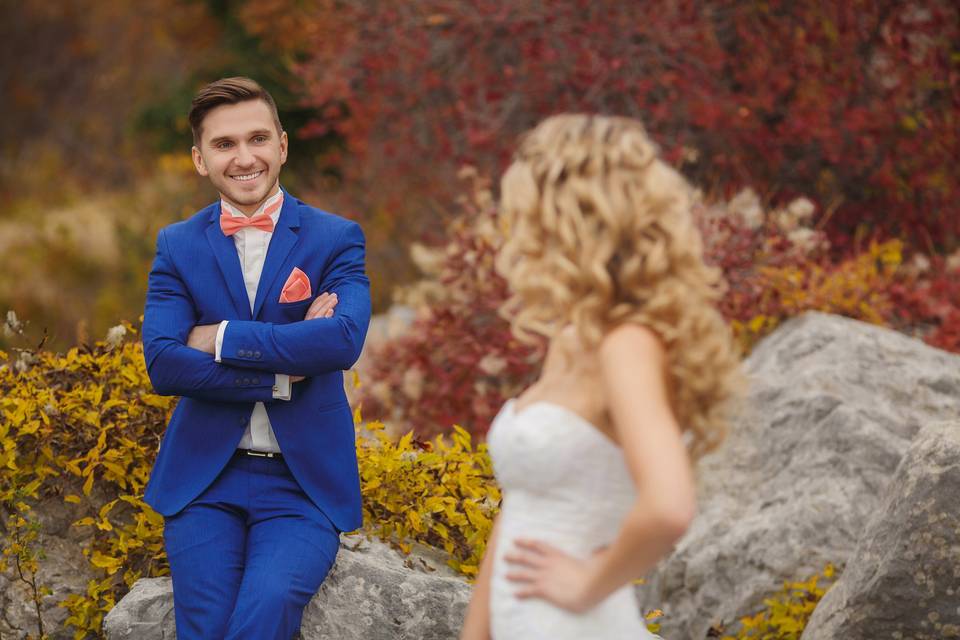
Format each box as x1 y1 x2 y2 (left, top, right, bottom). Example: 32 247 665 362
192 99 288 214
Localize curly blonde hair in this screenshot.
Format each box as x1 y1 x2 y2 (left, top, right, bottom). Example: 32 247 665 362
495 114 741 458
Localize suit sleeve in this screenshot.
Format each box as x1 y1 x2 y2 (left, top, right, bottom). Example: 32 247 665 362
141 228 276 402
218 221 372 376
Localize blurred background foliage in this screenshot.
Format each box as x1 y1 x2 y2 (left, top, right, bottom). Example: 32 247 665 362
1 0 958 358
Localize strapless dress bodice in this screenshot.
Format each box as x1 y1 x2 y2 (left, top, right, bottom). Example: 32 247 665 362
485 399 659 639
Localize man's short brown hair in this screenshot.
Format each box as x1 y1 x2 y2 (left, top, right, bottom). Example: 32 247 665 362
188 77 283 146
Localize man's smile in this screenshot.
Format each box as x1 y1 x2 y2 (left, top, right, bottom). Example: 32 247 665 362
231 170 264 182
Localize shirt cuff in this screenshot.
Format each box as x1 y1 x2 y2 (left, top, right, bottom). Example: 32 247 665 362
272 374 291 400
214 320 228 363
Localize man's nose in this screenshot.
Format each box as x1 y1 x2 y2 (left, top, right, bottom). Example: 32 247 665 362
234 144 256 167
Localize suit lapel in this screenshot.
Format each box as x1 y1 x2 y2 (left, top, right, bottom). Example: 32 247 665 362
204 205 253 320
252 192 301 320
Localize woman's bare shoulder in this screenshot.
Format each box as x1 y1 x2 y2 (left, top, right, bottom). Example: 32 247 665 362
600 323 666 363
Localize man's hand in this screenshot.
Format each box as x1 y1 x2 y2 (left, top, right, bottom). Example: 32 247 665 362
305 292 338 320
288 292 340 382
186 324 219 354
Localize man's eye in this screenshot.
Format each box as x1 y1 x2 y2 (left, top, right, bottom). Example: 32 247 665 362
253 136 267 143
217 142 233 150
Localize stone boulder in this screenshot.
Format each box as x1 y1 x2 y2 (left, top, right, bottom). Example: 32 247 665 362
801 420 960 640
635 312 960 638
104 537 471 640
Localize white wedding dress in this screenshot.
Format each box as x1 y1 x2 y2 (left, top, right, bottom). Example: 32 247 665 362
486 399 661 639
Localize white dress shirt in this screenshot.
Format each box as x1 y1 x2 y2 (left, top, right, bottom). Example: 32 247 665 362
214 187 290 452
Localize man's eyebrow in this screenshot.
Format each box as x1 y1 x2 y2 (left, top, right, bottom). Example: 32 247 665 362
208 130 273 146
208 135 235 146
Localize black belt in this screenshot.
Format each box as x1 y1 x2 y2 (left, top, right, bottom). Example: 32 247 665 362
236 448 284 460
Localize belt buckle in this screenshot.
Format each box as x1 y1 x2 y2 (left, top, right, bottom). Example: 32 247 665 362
246 450 272 458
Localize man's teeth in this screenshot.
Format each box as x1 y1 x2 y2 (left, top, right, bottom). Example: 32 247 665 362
232 171 263 181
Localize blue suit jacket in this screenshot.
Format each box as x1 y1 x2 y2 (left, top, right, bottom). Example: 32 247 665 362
141 190 371 532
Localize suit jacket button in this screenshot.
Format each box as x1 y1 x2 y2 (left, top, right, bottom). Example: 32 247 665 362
235 378 242 385
239 349 249 357
254 351 262 359
243 378 251 385
252 377 260 384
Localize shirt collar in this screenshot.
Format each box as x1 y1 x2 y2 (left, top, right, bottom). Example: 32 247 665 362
220 187 284 224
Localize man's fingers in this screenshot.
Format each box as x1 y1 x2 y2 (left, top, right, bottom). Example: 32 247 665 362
306 293 329 314
306 292 339 320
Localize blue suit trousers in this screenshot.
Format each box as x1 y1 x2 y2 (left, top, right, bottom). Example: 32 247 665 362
163 452 340 640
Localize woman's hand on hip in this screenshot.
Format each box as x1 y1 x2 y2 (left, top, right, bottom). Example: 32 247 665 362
504 538 607 614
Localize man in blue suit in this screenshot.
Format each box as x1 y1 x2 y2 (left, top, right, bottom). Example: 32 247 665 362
141 76 370 639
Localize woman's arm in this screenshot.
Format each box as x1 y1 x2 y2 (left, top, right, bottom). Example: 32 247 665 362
579 323 696 605
460 515 501 640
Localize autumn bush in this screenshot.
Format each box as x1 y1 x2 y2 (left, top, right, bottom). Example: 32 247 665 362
717 564 839 640
262 0 960 251
358 179 960 438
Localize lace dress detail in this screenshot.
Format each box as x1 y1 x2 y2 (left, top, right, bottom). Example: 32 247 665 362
486 399 661 639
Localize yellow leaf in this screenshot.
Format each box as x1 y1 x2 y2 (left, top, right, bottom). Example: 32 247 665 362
89 551 123 574
83 472 95 496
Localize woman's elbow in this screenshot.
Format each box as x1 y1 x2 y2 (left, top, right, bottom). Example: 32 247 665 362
631 496 696 544
653 496 696 542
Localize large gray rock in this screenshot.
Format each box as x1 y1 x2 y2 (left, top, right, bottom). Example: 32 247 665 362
104 537 471 640
801 420 960 640
635 312 960 638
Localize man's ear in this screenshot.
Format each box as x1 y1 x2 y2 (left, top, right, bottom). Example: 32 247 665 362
192 146 209 177
279 130 289 166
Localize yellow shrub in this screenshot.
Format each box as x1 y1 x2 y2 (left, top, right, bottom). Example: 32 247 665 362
355 413 500 576
717 564 838 640
732 240 902 351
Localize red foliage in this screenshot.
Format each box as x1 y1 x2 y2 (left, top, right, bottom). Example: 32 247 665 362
359 179 544 437
359 185 959 437
277 0 960 251
887 257 960 352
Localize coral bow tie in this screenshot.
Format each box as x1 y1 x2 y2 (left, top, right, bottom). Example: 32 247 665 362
220 211 275 236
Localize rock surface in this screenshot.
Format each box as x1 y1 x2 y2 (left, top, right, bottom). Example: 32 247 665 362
0 493 98 640
104 537 471 640
635 312 960 638
801 420 960 640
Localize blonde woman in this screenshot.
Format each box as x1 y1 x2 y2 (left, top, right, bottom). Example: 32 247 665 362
459 114 741 639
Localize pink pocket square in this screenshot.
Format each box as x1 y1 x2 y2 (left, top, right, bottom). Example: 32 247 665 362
279 267 312 303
